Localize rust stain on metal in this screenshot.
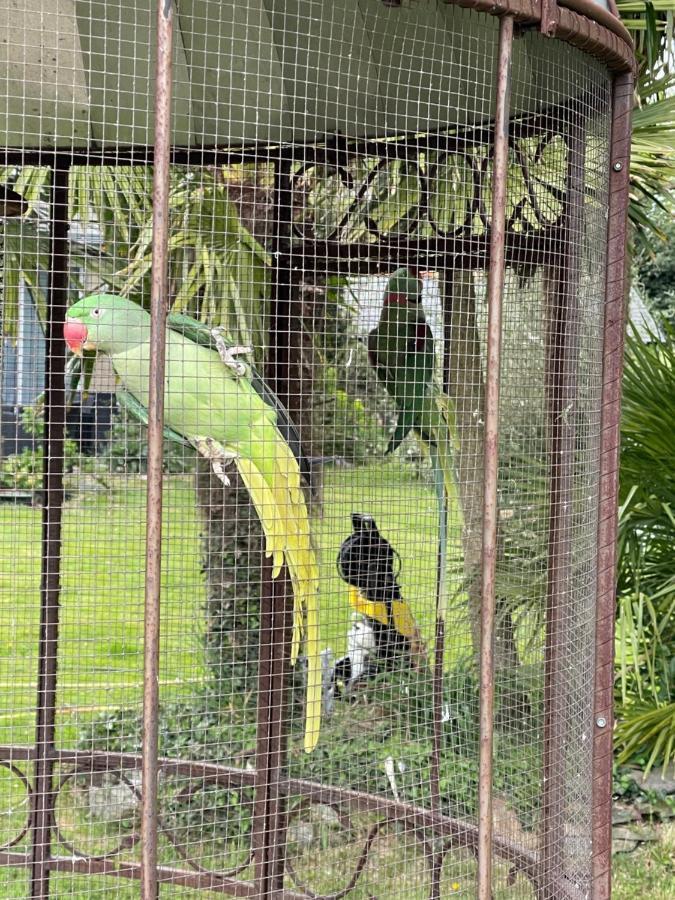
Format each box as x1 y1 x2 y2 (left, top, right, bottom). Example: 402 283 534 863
540 119 585 896
429 616 446 900
263 159 298 897
540 0 560 36
29 157 71 900
591 70 634 900
451 0 633 71
477 14 515 900
140 1 174 897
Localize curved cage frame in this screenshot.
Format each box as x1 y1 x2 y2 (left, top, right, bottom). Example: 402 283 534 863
0 1 633 898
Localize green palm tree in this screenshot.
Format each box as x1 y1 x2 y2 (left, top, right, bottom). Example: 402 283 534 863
616 0 675 248
615 322 675 773
612 1 675 773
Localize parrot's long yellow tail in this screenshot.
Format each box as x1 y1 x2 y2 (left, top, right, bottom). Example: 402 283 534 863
235 438 321 754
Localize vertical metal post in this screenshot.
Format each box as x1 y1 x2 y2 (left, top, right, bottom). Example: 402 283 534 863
252 556 276 896
252 154 296 897
592 70 633 900
29 156 71 900
263 577 294 897
265 154 304 424
540 119 585 897
266 155 296 897
477 15 513 899
141 1 174 897
428 266 459 900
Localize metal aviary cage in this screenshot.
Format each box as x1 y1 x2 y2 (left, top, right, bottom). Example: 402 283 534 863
0 1 633 898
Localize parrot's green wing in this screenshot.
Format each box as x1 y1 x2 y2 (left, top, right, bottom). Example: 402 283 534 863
166 313 217 349
167 313 311 485
115 387 191 447
64 342 190 445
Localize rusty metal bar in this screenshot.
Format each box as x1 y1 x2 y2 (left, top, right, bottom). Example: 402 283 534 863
252 155 297 898
263 155 297 898
591 70 633 900
4 742 587 898
3 744 582 894
557 0 629 43
429 612 446 900
452 0 633 72
428 272 457 900
540 118 585 898
252 557 279 895
540 0 559 36
252 587 294 897
29 156 71 900
278 229 559 274
477 14 514 898
264 581 294 897
140 1 174 897
265 155 303 422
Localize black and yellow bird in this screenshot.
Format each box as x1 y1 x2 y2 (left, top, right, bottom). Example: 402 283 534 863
336 514 425 671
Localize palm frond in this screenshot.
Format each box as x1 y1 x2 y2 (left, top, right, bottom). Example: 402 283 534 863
615 701 675 774
628 71 675 250
617 320 675 709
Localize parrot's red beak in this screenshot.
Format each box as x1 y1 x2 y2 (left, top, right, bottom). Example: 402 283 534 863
383 292 407 307
63 319 89 356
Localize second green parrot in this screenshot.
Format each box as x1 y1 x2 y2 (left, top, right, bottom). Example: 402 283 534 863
367 268 455 499
367 268 457 619
64 294 321 753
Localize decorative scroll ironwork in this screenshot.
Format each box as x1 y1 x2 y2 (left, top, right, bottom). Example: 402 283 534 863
0 748 585 899
0 760 31 852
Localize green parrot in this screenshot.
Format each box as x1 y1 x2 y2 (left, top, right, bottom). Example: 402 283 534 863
69 311 313 487
64 294 321 753
367 268 457 617
367 268 455 491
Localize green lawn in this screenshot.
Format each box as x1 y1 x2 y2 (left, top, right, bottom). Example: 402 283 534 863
0 462 463 747
0 477 207 749
612 824 675 899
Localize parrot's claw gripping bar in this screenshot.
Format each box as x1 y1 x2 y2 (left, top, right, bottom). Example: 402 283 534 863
190 435 239 486
210 329 252 376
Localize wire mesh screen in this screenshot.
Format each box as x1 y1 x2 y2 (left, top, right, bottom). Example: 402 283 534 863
0 1 620 898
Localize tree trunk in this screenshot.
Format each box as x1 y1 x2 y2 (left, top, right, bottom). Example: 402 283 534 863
196 456 263 697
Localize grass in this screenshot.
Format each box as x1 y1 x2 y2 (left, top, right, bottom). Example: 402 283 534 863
1 461 668 896
612 824 675 899
0 477 206 749
0 475 212 896
0 461 464 747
